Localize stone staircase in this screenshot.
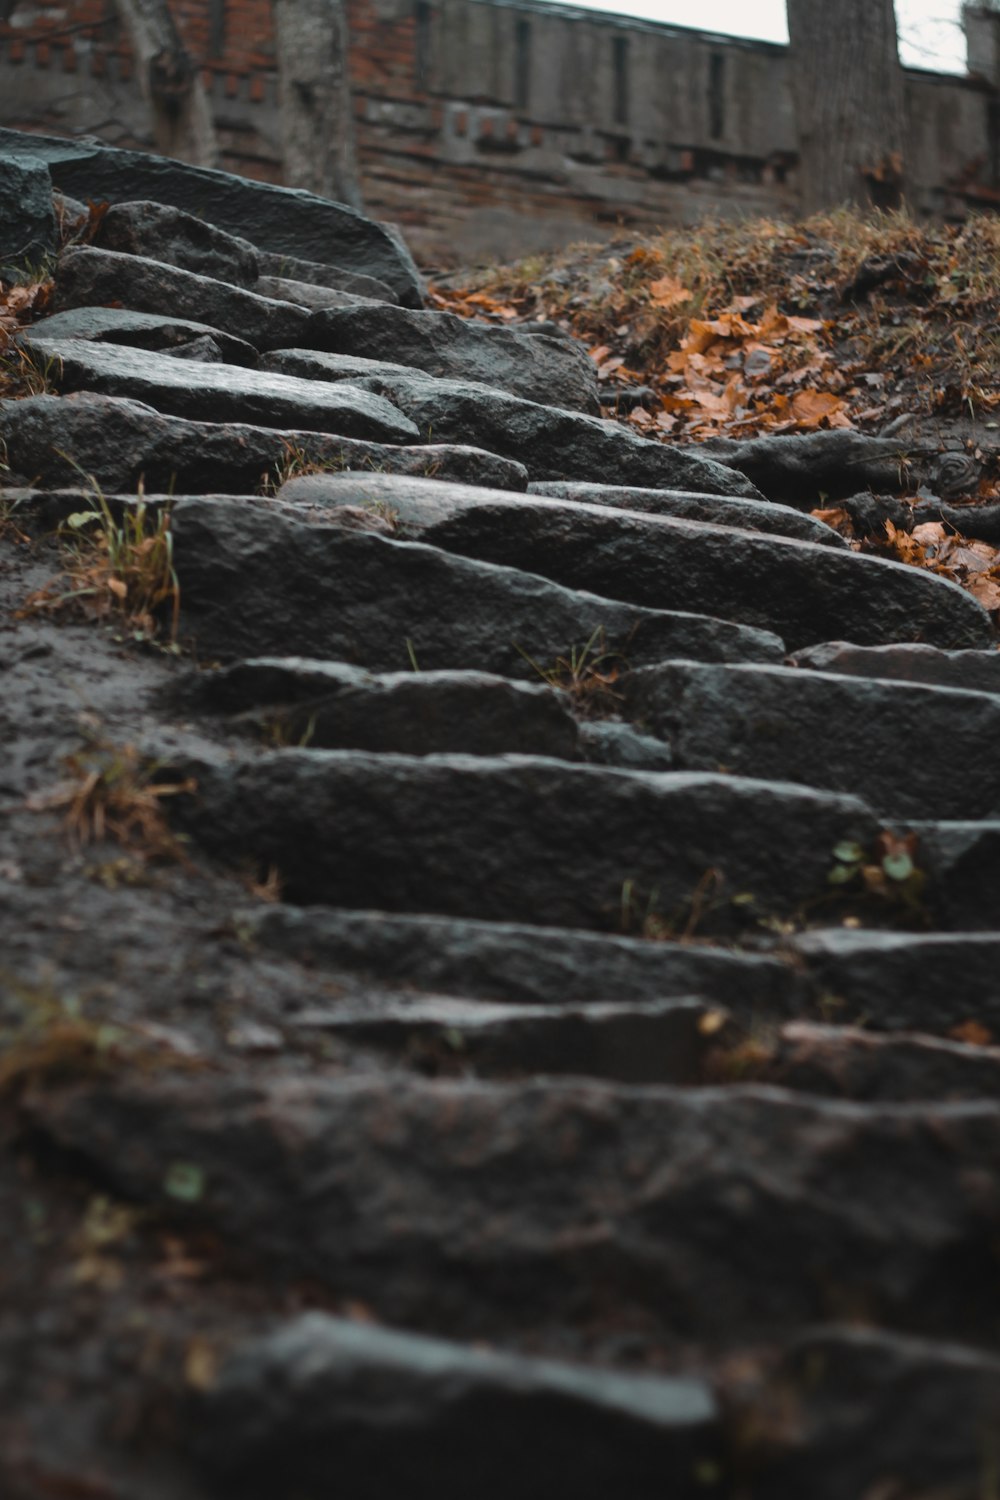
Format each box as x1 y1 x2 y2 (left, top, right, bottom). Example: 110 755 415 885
3 133 1000 1498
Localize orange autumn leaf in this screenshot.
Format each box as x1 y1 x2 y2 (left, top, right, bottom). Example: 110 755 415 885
950 1020 994 1047
648 275 693 310
790 390 851 428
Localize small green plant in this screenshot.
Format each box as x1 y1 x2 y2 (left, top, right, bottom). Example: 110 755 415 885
827 830 928 918
259 709 317 748
619 867 725 941
514 625 627 718
362 496 401 530
0 343 61 399
19 464 180 642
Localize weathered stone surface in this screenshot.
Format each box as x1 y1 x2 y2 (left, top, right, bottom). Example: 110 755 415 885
274 472 992 651
262 348 446 384
735 1329 1000 1500
306 305 601 413
91 200 259 287
0 153 55 264
791 639 1000 694
344 370 763 496
792 929 1000 1032
910 820 1000 930
169 497 785 669
29 306 259 367
192 1314 721 1500
0 392 527 494
743 1022 1000 1102
253 247 398 303
295 995 724 1085
174 749 875 924
624 660 1000 818
198 659 582 759
0 126 425 306
248 906 800 1012
698 429 940 504
22 337 418 442
166 335 227 364
53 245 314 351
27 1075 1000 1345
254 274 379 311
529 478 846 547
576 718 674 770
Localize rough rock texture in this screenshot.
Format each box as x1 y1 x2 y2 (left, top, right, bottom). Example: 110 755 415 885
0 392 528 494
22 337 419 441
0 152 55 263
192 1313 721 1500
253 247 399 302
0 126 425 305
29 306 259 367
791 638 1000 693
529 477 847 546
273 472 992 650
170 496 785 670
343 370 764 495
53 245 314 351
307 304 602 412
698 429 945 503
624 660 1000 818
91 200 260 288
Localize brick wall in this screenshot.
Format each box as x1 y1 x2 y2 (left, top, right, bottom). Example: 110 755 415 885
0 0 995 266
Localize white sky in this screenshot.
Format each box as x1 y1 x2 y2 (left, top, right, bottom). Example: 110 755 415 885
556 1 968 74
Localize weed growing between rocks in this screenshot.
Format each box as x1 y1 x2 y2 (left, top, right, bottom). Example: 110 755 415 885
27 736 197 868
514 626 627 719
19 483 181 644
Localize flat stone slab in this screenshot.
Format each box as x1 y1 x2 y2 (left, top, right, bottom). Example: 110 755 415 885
529 478 846 547
54 245 314 351
906 819 1000 930
29 306 259 367
273 472 992 651
731 1328 1000 1500
91 199 260 287
21 337 418 442
254 248 398 303
26 1074 1000 1346
255 274 379 310
262 348 444 384
294 994 723 1085
343 370 763 496
303 306 602 413
793 928 1000 1033
198 659 583 760
791 640 1000 694
746 1022 1000 1102
173 748 876 925
247 906 800 1012
191 1314 720 1500
0 125 425 305
0 392 527 494
624 660 1000 818
170 496 785 670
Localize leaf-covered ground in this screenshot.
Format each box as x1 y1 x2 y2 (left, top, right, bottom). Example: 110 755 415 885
432 209 1000 616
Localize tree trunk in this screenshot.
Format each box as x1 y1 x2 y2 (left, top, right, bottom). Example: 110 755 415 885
786 0 906 214
272 0 362 210
112 0 219 167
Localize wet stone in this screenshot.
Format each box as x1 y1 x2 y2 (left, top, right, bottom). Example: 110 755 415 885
90 199 260 287
29 306 259 367
791 639 1000 695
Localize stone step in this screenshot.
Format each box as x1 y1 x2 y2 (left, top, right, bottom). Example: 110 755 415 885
722 1021 1000 1101
791 639 1000 694
254 249 398 303
305 303 601 413
292 994 725 1085
0 126 425 304
727 1327 1000 1500
189 1314 721 1500
272 471 992 651
170 496 783 670
299 364 763 497
909 820 1000 929
25 1074 1000 1347
171 748 875 926
91 198 261 288
30 306 260 367
623 659 1000 819
791 928 1000 1034
22 337 418 443
245 905 800 1013
0 392 527 495
528 477 846 547
54 244 313 351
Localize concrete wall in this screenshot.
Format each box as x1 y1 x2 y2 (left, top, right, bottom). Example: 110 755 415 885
0 0 997 265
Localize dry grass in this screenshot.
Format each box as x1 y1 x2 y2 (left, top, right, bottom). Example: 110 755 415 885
514 625 627 719
19 485 181 644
